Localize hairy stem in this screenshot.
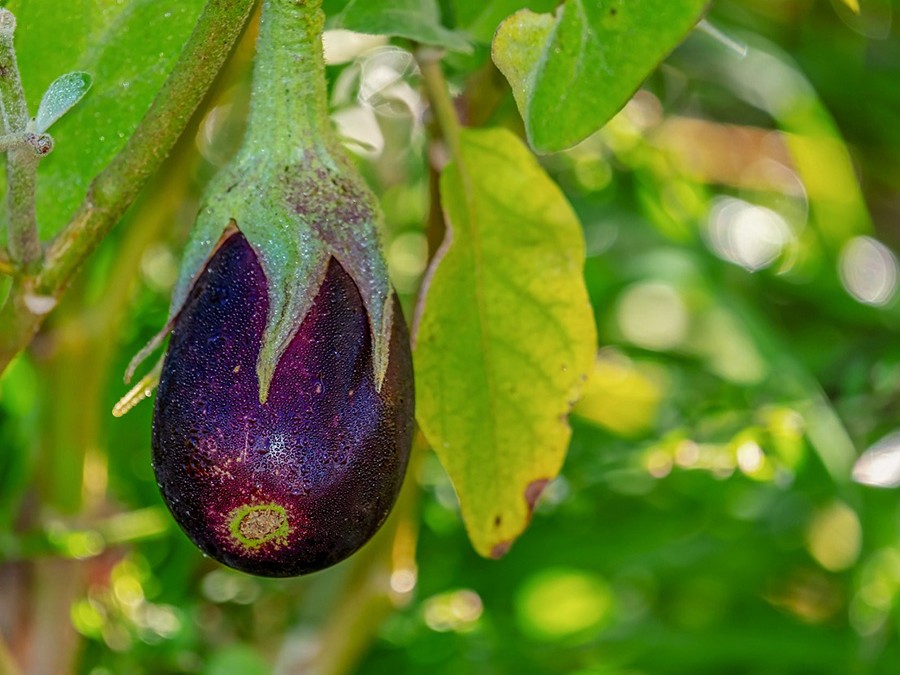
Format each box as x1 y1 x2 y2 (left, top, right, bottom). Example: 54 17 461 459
0 9 41 270
243 0 333 158
6 148 40 266
0 0 256 375
0 131 52 155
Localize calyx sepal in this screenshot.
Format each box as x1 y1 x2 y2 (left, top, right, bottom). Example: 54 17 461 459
127 0 394 403
172 147 393 402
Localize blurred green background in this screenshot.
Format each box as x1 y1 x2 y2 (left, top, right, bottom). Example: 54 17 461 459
3 0 900 673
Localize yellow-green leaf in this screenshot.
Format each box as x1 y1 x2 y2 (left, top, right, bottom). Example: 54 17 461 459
492 0 708 153
413 127 596 558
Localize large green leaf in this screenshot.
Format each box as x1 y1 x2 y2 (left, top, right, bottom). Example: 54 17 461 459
413 127 596 558
6 0 205 237
492 0 708 153
331 0 471 53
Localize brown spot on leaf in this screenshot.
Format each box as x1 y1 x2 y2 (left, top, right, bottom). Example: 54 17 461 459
525 478 550 514
490 540 512 559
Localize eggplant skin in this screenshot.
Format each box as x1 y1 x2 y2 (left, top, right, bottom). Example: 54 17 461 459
152 232 414 577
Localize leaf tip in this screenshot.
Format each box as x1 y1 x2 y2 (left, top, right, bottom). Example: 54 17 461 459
490 540 512 559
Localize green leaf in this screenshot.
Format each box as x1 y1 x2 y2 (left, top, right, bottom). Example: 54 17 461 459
203 645 270 675
331 0 472 53
451 0 557 43
6 0 206 237
413 127 596 558
34 71 92 133
492 0 708 153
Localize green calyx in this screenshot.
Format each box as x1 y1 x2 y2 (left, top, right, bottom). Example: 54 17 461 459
129 0 393 402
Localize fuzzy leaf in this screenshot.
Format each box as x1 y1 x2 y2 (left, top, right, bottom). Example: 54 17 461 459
34 71 92 133
492 0 708 153
332 0 471 53
414 127 596 558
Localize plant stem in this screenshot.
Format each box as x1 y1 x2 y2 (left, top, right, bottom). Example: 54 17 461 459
416 49 462 158
0 0 256 375
6 149 40 266
0 9 41 270
416 50 462 260
243 0 333 158
0 132 52 155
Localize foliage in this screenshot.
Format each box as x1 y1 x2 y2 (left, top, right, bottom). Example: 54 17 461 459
414 126 595 558
6 0 206 237
493 0 708 152
1 0 900 673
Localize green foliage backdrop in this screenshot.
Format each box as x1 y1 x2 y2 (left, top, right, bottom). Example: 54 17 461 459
2 0 900 673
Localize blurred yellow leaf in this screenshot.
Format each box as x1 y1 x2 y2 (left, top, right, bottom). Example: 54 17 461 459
574 353 663 437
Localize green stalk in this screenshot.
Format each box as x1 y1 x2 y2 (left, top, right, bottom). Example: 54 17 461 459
0 132 52 155
416 49 462 158
415 49 462 259
242 0 334 158
0 9 41 270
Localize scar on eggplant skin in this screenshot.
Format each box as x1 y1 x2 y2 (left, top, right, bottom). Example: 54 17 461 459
228 503 289 548
490 540 512 559
525 478 550 515
239 508 283 540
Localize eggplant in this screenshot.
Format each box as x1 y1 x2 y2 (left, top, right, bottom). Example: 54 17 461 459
133 0 415 576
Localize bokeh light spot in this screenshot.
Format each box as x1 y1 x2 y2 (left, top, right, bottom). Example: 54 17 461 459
516 569 614 641
853 430 900 488
707 196 792 272
423 589 483 633
839 236 898 306
806 501 861 572
617 282 688 351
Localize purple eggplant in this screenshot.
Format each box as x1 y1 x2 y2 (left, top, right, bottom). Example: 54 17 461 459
152 232 413 576
130 0 416 576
